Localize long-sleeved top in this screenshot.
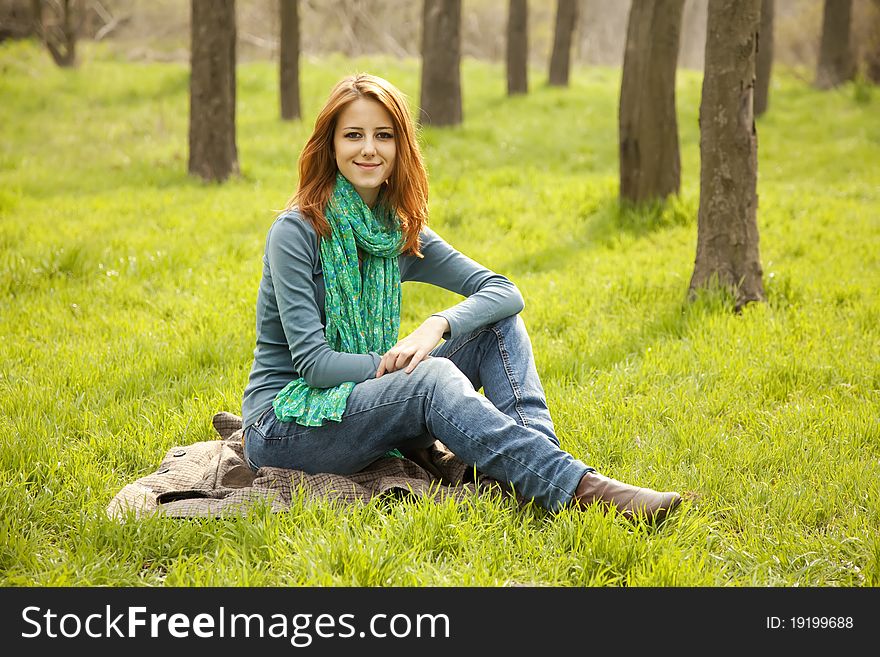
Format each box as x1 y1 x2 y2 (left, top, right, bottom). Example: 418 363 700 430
240 208 525 428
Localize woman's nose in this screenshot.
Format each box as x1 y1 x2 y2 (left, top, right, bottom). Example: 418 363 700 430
361 138 376 156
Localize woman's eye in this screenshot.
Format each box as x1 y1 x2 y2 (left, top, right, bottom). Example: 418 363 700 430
344 132 362 139
377 132 394 140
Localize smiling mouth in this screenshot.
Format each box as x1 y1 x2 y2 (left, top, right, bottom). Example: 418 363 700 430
355 162 380 169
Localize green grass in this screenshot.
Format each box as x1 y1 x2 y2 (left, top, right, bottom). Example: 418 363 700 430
1 39 878 587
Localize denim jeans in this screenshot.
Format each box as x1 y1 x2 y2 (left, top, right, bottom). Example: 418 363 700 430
243 314 592 511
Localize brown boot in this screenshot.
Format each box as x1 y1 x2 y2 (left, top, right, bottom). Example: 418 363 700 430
572 471 681 521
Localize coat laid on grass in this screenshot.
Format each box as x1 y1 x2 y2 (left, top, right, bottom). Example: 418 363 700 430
107 412 516 519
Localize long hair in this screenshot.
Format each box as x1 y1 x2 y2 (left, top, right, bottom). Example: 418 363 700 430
287 74 429 257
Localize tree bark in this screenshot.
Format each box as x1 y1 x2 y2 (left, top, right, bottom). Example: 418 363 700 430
548 0 577 86
0 0 38 41
618 0 684 205
31 0 77 67
865 0 880 84
815 0 855 89
754 0 774 116
280 0 301 121
689 0 764 309
506 0 528 95
419 0 462 126
188 0 239 182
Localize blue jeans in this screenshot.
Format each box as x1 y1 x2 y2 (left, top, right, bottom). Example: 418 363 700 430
243 315 592 511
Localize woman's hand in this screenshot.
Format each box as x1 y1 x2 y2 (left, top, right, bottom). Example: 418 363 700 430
376 315 450 377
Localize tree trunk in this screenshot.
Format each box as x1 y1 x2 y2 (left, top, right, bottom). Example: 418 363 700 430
815 0 855 89
188 0 239 182
754 0 774 116
0 0 38 41
419 0 462 126
280 0 301 121
618 0 684 205
865 0 880 84
689 0 764 310
506 0 528 95
548 0 577 86
31 0 77 67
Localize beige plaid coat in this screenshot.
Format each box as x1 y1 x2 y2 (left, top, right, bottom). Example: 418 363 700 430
107 412 517 519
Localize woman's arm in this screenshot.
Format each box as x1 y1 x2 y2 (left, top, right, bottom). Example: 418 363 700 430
375 314 450 377
402 226 525 339
267 214 381 388
376 226 525 377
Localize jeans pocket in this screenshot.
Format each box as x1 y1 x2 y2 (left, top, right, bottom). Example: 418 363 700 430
250 407 304 441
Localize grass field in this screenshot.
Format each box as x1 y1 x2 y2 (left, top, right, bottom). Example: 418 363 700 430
1 39 878 587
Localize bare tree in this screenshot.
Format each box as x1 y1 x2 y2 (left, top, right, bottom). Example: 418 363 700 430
1 0 37 41
815 0 855 89
755 0 774 116
618 0 684 205
31 0 77 67
689 0 764 309
188 0 239 182
677 0 708 70
506 0 528 95
280 0 301 121
548 0 577 86
337 0 366 57
419 0 462 126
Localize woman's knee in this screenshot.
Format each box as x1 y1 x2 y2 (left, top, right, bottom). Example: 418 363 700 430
414 357 482 412
410 356 472 392
417 355 463 380
492 315 523 331
492 313 526 339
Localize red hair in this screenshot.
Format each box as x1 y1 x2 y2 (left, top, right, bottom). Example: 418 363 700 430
286 73 429 257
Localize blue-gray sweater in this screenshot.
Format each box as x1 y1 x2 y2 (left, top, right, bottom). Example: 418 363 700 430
240 209 525 428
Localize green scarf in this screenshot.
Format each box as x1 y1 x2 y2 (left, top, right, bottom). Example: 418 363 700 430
273 172 403 427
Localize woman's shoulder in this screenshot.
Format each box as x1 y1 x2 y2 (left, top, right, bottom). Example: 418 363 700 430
414 224 455 256
265 207 320 257
269 207 318 240
272 206 311 229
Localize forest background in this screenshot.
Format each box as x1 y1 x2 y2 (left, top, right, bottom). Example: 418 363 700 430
0 0 878 589
2 0 879 72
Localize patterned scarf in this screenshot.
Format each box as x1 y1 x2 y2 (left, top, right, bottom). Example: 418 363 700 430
273 172 403 426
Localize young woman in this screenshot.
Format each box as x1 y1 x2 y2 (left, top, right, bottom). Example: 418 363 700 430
240 73 681 520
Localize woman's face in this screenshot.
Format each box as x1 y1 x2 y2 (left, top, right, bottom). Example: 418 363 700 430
333 98 397 208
